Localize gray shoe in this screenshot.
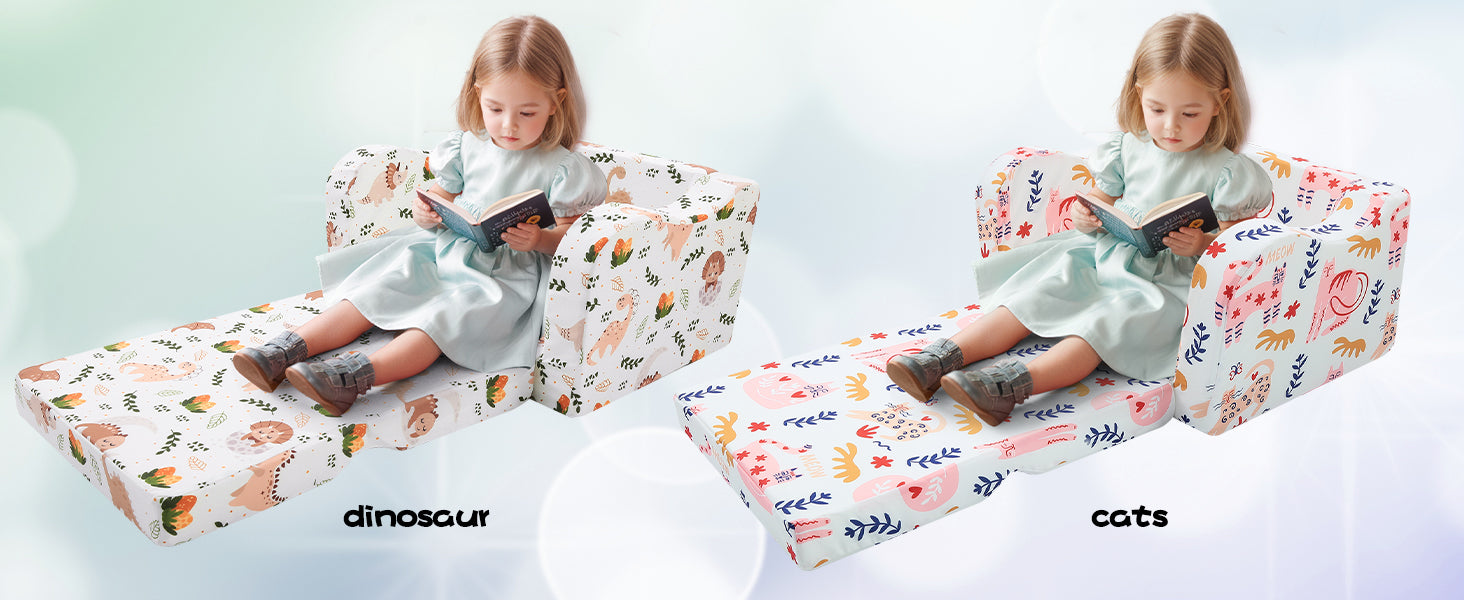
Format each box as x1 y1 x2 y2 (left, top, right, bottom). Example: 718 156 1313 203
286 351 376 417
886 338 964 402
232 330 308 392
940 360 1033 426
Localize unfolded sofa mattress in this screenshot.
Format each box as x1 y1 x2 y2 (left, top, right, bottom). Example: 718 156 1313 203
678 304 1176 569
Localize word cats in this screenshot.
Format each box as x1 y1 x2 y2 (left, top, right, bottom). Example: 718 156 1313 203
1091 505 1168 527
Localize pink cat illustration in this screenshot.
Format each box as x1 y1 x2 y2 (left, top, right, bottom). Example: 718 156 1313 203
1046 188 1078 235
974 424 1077 459
976 186 1013 257
846 403 947 442
1307 259 1368 343
853 464 961 512
1217 256 1286 347
851 339 928 374
1295 165 1363 213
743 373 834 410
786 517 833 545
1387 198 1409 269
732 439 817 511
1090 386 1172 426
1194 360 1275 435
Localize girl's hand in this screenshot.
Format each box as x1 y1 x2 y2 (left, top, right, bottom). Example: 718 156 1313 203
501 222 542 253
1072 201 1103 234
1164 227 1214 257
412 194 443 230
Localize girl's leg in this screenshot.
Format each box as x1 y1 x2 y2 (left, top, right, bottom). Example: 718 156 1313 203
234 299 373 392
293 300 376 356
887 306 1032 402
941 334 1100 427
285 327 441 416
947 306 1032 366
1025 335 1101 394
367 328 442 385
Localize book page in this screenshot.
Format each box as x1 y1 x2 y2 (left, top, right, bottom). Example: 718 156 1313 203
484 189 546 218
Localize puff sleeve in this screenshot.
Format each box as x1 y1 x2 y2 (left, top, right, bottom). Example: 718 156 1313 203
1211 153 1273 221
1088 132 1127 198
548 152 607 218
429 131 466 194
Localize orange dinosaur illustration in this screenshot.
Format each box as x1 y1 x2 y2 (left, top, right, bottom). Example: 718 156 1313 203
240 421 294 447
120 361 198 382
619 204 694 261
554 317 586 354
23 394 57 431
403 395 439 439
229 449 295 511
78 423 127 452
605 165 632 204
19 359 63 382
326 220 344 248
359 161 404 207
104 463 142 530
586 293 636 366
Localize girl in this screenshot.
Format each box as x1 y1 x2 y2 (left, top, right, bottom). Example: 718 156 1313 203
233 15 605 417
887 13 1271 427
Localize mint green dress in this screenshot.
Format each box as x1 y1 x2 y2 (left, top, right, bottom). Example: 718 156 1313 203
317 132 605 373
974 132 1271 381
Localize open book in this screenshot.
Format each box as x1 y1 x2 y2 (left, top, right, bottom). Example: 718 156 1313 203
417 188 556 252
1075 191 1220 258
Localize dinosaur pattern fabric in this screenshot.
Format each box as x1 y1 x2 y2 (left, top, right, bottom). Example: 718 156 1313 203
681 145 1407 569
15 143 759 546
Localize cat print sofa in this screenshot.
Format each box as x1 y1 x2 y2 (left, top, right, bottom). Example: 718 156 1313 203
679 145 1407 569
15 142 759 545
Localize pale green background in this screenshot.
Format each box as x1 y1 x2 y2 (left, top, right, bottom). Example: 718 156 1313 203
3 0 1460 598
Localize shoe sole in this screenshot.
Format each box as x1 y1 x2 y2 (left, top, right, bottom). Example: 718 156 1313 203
940 376 1005 427
286 364 349 417
232 352 282 393
886 359 937 402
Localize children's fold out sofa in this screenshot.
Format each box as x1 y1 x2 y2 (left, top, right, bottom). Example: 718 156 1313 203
16 142 760 545
679 145 1408 569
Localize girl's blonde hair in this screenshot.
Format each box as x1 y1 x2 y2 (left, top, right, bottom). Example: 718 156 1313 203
456 15 585 150
1117 13 1249 152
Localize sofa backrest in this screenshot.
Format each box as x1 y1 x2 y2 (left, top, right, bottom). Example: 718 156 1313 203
323 142 726 252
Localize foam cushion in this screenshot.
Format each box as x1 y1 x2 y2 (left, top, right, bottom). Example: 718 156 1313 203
678 304 1175 569
14 290 527 545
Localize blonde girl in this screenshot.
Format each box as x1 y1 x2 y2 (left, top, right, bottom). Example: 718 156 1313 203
888 13 1271 426
234 16 605 417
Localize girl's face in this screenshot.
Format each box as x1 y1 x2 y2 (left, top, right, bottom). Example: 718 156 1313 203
477 70 560 151
1138 71 1225 153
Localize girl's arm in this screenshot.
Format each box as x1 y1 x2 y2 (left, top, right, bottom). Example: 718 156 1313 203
501 215 581 255
1163 217 1251 256
412 184 459 230
1073 190 1116 234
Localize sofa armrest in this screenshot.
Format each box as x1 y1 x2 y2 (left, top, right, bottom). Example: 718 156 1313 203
975 147 1099 259
324 146 431 251
535 174 760 415
1174 178 1409 435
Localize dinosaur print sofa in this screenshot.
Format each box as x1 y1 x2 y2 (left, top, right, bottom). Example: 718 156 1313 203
679 145 1408 569
15 142 759 545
